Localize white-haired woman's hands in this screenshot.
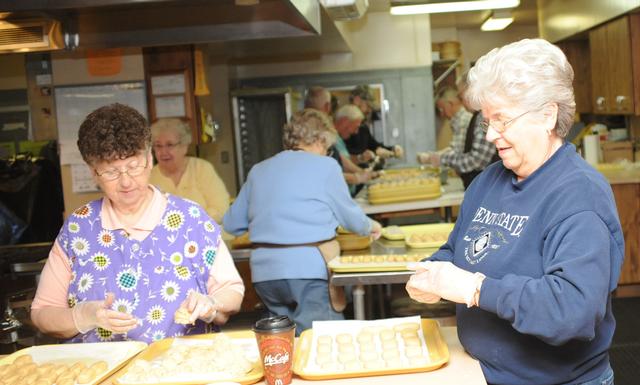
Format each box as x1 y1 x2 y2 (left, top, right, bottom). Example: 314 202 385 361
406 261 485 307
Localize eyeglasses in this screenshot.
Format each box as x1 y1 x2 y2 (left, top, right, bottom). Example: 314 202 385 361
480 104 547 134
152 141 181 151
95 151 150 182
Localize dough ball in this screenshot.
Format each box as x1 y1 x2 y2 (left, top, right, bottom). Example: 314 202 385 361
400 330 419 340
359 351 378 362
317 344 332 354
402 336 421 347
358 340 376 352
336 333 352 345
356 332 373 344
381 339 397 350
343 361 362 371
317 335 333 345
394 322 420 333
382 349 399 361
379 329 395 341
315 353 332 366
338 343 355 354
338 352 357 364
385 357 403 368
404 345 423 358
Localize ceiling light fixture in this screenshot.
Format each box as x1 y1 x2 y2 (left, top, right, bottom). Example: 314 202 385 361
390 0 519 16
480 10 514 31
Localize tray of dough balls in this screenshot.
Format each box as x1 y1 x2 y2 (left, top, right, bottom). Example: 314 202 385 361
367 177 441 205
0 340 147 385
382 223 454 249
328 253 431 273
113 331 262 385
293 316 449 380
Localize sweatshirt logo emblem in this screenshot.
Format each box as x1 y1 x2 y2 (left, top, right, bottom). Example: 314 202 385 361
473 232 490 256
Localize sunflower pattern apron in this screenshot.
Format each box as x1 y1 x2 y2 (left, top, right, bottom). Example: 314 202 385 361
57 194 221 343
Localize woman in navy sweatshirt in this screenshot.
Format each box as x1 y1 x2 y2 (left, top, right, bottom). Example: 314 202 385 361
406 38 623 385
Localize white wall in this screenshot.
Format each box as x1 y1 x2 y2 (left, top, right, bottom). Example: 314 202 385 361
431 24 539 70
235 12 432 79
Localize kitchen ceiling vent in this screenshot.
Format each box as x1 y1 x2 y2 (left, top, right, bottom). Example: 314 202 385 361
320 0 369 21
0 19 64 54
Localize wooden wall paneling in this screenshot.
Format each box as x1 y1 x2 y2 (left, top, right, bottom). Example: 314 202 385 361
612 183 640 285
630 13 640 116
557 40 592 114
589 25 610 113
606 16 634 114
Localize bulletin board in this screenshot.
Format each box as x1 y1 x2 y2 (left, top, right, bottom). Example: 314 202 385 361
54 81 148 193
54 81 148 165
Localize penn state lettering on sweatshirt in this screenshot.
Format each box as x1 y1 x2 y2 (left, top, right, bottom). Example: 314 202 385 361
432 143 624 385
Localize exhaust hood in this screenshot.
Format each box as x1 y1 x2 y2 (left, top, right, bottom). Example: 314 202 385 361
0 18 64 54
0 0 322 51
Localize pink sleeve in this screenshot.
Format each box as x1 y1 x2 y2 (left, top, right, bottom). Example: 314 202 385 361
207 241 245 296
31 240 72 309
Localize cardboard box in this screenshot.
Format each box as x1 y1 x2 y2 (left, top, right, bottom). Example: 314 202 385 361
601 141 634 163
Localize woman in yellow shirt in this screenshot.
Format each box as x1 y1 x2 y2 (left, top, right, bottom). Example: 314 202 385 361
150 118 230 223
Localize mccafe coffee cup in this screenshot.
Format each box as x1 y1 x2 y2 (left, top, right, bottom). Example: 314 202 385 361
253 316 296 385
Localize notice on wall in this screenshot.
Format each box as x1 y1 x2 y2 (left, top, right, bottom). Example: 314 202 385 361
71 164 100 193
54 82 147 165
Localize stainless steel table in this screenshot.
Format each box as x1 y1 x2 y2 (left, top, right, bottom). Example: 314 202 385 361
331 238 437 320
356 177 464 222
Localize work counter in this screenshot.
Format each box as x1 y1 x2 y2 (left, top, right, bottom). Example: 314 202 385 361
95 326 487 385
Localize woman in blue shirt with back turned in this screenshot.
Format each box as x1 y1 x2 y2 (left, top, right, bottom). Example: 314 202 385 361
406 39 623 385
224 109 382 335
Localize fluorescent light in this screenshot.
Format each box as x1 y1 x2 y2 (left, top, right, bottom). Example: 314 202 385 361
391 0 519 15
481 10 514 31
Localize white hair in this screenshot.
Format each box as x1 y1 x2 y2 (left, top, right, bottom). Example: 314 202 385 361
334 104 364 122
466 38 576 137
150 118 192 145
304 86 331 111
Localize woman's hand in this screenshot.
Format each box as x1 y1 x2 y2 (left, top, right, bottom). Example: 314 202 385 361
72 293 139 334
406 262 485 307
179 291 223 324
369 219 383 240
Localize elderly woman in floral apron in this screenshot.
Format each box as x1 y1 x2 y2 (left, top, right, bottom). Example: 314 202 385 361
30 103 244 343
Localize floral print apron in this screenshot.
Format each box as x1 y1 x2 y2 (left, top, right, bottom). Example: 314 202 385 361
58 194 221 343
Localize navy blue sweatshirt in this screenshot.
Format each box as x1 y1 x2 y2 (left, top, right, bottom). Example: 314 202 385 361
432 143 624 385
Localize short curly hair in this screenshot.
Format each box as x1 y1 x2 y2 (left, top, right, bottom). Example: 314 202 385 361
77 103 151 164
283 109 337 150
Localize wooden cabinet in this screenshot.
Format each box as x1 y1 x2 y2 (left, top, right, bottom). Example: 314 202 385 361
556 40 591 114
589 16 636 114
611 183 640 286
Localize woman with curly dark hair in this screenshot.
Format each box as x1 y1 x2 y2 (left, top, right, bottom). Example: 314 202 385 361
30 103 244 343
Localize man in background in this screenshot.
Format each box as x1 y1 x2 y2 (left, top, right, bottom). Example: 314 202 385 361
418 82 497 189
347 85 403 163
304 87 375 195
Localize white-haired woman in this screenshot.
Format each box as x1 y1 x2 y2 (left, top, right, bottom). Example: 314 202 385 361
406 39 622 385
149 118 230 224
223 108 382 335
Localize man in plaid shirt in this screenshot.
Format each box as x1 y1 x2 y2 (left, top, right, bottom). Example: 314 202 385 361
418 85 497 189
